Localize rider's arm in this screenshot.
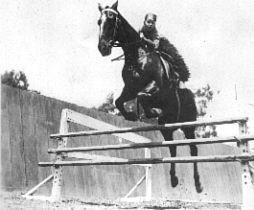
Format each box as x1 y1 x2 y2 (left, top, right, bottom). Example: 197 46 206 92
153 38 160 49
153 33 160 49
142 37 159 49
139 29 160 49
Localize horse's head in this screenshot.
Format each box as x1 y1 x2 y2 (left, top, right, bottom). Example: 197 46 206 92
97 1 119 56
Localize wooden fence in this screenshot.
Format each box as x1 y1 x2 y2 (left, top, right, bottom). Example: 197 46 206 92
23 109 254 210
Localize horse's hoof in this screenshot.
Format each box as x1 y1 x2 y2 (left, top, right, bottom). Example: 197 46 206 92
146 108 163 119
125 112 138 121
171 175 179 188
196 185 203 193
194 176 203 193
195 181 203 193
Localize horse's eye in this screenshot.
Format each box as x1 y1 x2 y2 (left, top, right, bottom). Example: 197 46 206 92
97 19 102 25
107 12 114 19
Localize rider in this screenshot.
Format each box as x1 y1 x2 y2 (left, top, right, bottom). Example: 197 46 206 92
139 13 160 52
136 13 191 118
138 13 190 98
137 13 161 99
138 13 176 99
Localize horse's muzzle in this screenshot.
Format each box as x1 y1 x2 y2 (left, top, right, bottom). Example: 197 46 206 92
98 40 112 56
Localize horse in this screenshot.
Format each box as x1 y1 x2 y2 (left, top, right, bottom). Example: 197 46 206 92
97 1 203 193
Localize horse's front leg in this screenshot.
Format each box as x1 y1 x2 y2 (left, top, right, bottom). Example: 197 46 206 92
115 87 138 121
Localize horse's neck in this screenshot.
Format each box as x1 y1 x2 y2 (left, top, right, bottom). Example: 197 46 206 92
118 14 139 42
122 46 139 64
118 14 140 62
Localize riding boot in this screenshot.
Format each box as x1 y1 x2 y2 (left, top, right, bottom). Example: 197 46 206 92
137 81 162 118
137 80 159 98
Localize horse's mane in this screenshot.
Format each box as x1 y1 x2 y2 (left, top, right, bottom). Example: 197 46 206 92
159 37 190 82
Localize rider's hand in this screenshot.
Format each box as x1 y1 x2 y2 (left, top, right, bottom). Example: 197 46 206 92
154 40 160 49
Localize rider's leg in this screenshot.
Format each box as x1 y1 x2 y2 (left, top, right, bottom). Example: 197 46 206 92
137 80 159 98
137 80 162 118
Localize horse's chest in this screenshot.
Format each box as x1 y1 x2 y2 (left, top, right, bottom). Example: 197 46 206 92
122 64 150 87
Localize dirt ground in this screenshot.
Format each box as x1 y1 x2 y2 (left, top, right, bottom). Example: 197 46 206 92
0 191 241 210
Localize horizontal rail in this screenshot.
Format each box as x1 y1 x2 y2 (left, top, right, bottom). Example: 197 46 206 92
65 109 152 143
48 135 254 153
50 117 248 139
64 152 149 167
38 154 254 167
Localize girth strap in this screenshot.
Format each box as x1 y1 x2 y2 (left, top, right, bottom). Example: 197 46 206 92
175 88 181 122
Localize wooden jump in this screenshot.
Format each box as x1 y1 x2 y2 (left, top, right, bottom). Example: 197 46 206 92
48 134 254 153
24 109 254 209
50 117 248 139
39 154 254 167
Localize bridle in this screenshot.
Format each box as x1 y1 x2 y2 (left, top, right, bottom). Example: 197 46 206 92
100 8 142 48
100 8 120 47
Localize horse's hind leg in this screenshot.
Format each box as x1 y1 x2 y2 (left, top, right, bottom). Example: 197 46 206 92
169 144 179 187
159 117 179 188
191 145 203 193
183 127 203 193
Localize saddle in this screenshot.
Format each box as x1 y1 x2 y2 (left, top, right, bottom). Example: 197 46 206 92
156 51 180 87
158 37 190 82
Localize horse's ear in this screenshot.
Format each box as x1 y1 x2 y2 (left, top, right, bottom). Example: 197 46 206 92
111 0 118 10
98 3 103 12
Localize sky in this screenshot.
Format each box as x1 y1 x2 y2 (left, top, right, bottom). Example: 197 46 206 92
1 0 254 115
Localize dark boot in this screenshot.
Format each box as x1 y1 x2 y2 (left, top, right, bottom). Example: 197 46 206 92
137 80 159 98
137 81 162 118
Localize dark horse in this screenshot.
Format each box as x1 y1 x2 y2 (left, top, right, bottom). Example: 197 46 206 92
97 1 203 193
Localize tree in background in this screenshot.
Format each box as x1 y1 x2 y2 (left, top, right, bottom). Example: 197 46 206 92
1 70 29 90
195 84 214 117
195 84 218 138
97 92 120 115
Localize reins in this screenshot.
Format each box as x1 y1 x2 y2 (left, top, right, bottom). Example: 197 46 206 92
112 40 142 48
